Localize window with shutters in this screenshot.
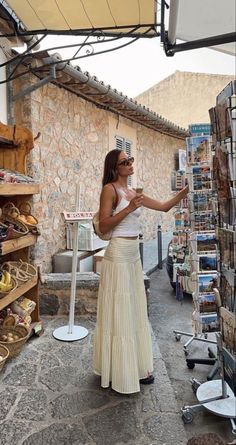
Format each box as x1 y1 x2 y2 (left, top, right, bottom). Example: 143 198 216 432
115 136 133 185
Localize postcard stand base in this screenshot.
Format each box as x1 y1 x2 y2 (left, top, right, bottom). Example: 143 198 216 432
173 329 217 355
181 379 236 434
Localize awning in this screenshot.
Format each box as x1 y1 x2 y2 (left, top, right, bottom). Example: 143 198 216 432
164 0 236 56
4 0 159 37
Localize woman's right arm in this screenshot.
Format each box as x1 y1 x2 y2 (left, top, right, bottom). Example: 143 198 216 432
98 185 143 235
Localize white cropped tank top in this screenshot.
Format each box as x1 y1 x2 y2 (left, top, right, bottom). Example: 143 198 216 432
111 188 141 238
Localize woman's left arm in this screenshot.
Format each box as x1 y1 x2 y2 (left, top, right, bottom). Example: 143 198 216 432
142 185 189 212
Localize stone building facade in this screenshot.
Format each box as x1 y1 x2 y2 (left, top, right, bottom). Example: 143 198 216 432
12 74 186 272
136 71 235 129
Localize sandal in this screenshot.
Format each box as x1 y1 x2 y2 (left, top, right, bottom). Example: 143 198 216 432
140 375 155 385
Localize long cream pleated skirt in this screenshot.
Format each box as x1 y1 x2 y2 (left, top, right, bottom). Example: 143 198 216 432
93 238 153 394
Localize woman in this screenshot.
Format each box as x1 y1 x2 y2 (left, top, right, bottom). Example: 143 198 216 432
93 149 189 394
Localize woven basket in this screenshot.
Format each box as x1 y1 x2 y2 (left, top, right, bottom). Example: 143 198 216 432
0 325 30 357
0 215 29 239
18 202 38 230
0 344 9 371
0 222 14 243
0 275 17 299
2 261 37 285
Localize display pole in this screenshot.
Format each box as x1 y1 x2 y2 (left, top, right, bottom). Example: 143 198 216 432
53 184 89 341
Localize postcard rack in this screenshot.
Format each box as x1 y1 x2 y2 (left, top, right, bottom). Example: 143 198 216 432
181 81 236 433
173 129 219 355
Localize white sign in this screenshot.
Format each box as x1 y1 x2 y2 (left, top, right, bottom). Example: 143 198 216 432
63 211 95 221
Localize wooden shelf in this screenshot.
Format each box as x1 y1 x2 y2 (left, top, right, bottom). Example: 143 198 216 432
0 234 37 255
0 275 38 311
0 183 40 196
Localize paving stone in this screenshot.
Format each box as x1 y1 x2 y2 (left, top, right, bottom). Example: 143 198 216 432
0 420 33 445
39 365 79 391
15 346 40 364
0 388 18 420
143 413 187 445
55 343 87 366
50 390 110 418
22 422 90 445
40 352 61 370
13 389 48 421
83 401 141 445
2 363 38 386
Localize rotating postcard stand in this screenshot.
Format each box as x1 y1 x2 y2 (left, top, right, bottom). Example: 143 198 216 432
53 185 89 341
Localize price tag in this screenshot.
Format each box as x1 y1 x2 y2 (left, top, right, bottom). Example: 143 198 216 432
63 211 95 221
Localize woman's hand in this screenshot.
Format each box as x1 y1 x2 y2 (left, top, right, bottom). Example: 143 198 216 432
127 193 144 212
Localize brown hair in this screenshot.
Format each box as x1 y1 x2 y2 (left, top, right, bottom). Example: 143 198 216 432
102 149 121 186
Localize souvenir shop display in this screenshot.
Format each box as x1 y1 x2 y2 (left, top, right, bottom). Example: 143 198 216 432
0 122 43 372
181 82 236 432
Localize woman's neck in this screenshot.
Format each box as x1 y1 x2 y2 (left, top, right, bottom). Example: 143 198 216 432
116 179 129 190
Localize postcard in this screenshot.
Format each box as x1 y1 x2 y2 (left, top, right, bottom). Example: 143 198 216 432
217 227 236 269
197 293 217 313
220 307 236 353
220 267 236 313
213 144 230 201
189 165 212 192
189 232 217 254
198 254 217 272
197 273 218 293
190 193 213 212
192 212 215 231
199 313 219 333
186 136 211 165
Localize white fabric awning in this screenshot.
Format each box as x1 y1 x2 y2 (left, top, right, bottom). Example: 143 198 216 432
5 0 158 36
168 0 236 56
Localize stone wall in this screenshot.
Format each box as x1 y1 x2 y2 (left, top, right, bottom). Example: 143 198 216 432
40 272 150 316
136 71 235 130
13 76 184 272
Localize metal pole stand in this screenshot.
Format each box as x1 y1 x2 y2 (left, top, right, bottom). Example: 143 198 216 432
157 225 163 269
173 329 217 356
53 186 89 342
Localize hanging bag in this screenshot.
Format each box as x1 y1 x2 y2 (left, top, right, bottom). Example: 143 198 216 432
93 184 118 241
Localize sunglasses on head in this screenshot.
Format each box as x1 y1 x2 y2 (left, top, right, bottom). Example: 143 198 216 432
117 156 134 167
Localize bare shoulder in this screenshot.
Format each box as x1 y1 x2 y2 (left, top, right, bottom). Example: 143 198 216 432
101 183 116 199
103 183 115 193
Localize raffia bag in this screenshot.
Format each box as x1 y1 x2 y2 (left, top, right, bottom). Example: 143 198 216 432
92 184 118 241
18 202 40 234
2 260 37 285
0 275 17 299
1 202 29 238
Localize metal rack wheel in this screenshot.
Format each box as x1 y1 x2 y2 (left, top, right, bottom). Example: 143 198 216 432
191 378 201 394
181 408 194 424
184 348 189 356
175 334 181 341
